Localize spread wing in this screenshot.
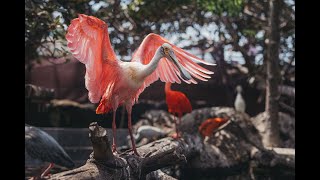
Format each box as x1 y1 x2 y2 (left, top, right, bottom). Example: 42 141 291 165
66 14 120 103
132 33 215 102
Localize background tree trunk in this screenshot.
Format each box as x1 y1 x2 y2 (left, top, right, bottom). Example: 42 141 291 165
265 0 282 147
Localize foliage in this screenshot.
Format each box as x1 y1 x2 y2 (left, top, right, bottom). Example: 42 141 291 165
25 0 295 85
25 0 92 64
197 0 245 16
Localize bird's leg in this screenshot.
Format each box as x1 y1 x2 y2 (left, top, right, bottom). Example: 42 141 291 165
40 163 54 179
112 108 119 153
174 115 179 137
172 115 180 139
178 113 182 137
126 103 140 156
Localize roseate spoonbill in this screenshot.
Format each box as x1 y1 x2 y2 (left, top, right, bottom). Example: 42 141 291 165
66 14 215 155
234 85 246 113
198 117 229 137
165 82 192 138
25 124 74 179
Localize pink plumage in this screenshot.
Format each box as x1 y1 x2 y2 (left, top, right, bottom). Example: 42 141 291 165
66 14 215 155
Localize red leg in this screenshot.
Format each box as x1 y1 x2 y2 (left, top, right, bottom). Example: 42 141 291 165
171 115 180 139
112 108 119 153
178 115 182 137
174 115 179 137
40 163 54 179
126 103 139 156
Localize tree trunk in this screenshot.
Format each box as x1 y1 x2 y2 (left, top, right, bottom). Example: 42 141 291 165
265 0 282 147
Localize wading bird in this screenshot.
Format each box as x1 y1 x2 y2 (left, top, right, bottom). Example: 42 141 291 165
66 14 215 155
25 124 75 179
132 125 166 144
198 117 229 137
234 85 246 113
165 82 192 138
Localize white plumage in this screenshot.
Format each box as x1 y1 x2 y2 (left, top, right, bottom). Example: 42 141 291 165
133 125 166 143
234 85 246 113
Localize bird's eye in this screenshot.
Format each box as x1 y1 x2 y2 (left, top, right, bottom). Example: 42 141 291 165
164 48 169 54
160 47 165 55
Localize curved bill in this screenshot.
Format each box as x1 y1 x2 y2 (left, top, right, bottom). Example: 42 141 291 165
168 50 192 81
212 120 231 133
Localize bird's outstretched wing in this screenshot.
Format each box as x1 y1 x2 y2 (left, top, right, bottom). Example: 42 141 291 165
66 14 119 103
132 33 215 102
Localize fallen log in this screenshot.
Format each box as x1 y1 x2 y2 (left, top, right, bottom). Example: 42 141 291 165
48 107 295 179
49 122 188 180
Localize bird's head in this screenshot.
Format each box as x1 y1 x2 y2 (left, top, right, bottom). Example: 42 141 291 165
236 85 242 93
160 43 192 81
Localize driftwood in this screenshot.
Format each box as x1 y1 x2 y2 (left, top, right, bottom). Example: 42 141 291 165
133 108 295 176
48 107 294 179
25 84 55 100
49 99 95 110
49 122 187 180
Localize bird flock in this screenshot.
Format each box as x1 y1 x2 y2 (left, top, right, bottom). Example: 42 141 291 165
26 14 247 178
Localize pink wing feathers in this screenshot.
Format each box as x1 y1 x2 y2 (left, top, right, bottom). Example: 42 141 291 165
66 14 120 104
132 33 215 102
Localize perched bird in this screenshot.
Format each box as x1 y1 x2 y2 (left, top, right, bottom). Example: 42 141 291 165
133 125 167 143
66 14 215 155
234 85 246 113
165 82 192 138
25 124 75 179
198 117 229 137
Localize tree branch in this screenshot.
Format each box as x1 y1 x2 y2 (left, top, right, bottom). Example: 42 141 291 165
49 123 190 180
89 122 115 161
141 147 186 175
46 108 294 179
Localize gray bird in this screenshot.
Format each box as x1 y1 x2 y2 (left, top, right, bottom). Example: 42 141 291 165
25 124 75 179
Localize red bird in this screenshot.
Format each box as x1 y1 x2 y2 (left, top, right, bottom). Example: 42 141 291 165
66 14 215 155
165 82 192 138
198 117 229 137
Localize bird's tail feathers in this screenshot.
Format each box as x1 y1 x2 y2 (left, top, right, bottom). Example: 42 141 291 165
96 97 112 114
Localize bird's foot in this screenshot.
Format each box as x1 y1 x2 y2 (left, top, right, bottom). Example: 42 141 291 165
112 144 121 154
132 149 140 157
29 177 44 180
40 174 51 180
171 132 181 139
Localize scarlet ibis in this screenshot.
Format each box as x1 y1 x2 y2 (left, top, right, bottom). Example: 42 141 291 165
198 117 229 137
165 82 192 138
66 14 215 155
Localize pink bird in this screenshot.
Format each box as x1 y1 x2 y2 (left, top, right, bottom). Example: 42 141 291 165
66 14 215 156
